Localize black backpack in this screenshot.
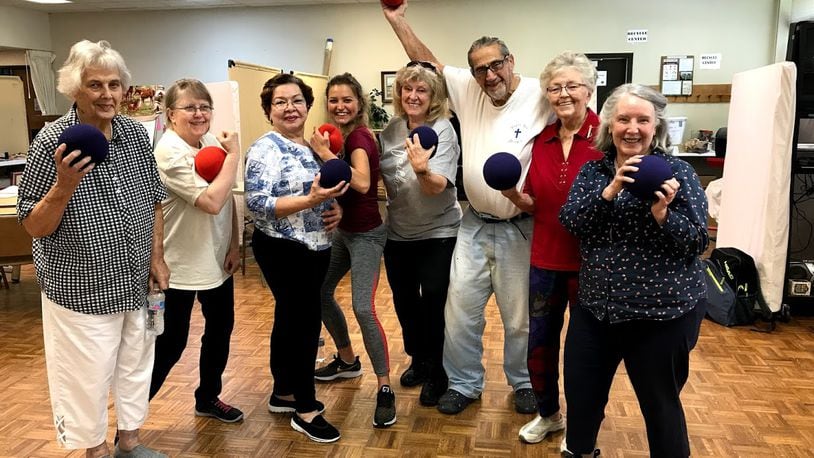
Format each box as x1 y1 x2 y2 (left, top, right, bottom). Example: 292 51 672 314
702 259 740 326
705 247 774 330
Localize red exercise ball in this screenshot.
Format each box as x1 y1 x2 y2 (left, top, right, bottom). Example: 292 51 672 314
382 0 404 7
318 123 344 155
195 145 227 183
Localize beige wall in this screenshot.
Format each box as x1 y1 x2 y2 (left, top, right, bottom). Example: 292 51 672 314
0 6 51 51
34 0 781 136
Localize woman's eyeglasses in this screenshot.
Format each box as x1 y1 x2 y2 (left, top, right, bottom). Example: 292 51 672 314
271 98 307 111
406 61 437 73
546 83 587 95
174 104 213 114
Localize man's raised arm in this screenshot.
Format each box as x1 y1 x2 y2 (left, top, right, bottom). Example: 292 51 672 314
382 1 445 73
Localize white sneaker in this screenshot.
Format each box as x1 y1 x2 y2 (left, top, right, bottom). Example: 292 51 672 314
518 413 565 444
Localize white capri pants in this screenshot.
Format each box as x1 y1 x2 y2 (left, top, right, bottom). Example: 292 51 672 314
41 293 155 449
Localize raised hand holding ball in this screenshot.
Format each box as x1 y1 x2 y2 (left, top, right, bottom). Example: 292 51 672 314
57 124 109 167
194 146 228 183
318 123 344 155
483 152 522 191
623 155 674 201
409 125 439 158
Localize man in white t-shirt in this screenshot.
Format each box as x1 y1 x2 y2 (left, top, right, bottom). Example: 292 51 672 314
384 2 550 416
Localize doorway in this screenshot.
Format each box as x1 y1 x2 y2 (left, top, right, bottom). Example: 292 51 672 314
585 53 633 113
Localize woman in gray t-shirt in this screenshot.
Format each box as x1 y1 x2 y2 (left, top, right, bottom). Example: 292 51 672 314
379 61 462 407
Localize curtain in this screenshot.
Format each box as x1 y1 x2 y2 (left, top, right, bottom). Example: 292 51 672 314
24 50 58 115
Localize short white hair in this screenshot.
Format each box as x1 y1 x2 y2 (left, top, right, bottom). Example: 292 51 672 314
57 40 131 99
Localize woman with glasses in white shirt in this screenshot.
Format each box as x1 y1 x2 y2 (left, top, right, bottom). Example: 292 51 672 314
150 78 244 424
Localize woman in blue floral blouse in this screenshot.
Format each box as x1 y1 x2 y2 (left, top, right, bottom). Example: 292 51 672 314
559 83 708 458
245 73 348 444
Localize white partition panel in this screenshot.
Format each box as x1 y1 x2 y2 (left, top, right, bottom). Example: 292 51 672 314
717 62 796 312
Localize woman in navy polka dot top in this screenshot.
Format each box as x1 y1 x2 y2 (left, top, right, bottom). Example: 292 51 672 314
558 84 708 458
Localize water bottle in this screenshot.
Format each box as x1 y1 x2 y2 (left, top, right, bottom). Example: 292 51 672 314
316 335 326 366
146 289 165 336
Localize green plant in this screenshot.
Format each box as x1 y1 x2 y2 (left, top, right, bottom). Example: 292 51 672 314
368 88 390 130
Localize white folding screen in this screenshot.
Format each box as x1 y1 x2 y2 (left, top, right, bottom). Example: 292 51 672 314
717 62 796 312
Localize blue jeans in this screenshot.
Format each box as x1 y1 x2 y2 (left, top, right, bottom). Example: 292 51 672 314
443 207 533 398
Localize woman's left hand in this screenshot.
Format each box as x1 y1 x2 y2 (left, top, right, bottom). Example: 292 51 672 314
651 177 680 226
322 201 343 233
406 134 434 175
149 257 170 291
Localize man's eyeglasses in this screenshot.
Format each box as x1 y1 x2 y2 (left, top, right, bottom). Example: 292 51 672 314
271 98 307 110
471 55 509 78
546 83 587 95
174 104 213 114
406 61 437 72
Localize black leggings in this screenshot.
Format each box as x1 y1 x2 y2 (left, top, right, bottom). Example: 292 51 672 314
564 300 706 457
384 237 456 372
253 231 330 413
150 276 235 405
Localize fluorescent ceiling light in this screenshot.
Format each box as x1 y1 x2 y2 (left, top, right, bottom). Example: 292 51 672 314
26 0 73 4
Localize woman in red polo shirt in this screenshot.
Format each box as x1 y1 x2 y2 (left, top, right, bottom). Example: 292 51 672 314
501 51 602 445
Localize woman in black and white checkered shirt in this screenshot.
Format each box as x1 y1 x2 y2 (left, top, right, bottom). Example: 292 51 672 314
16 40 169 458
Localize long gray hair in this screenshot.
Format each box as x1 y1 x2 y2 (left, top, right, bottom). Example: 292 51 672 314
594 83 670 153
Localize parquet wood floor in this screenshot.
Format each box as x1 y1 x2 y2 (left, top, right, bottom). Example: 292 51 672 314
2 262 814 457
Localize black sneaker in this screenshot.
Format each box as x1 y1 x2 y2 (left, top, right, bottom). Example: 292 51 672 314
373 385 397 428
194 398 244 423
268 394 325 414
513 388 537 414
561 448 601 457
314 354 362 381
399 359 428 387
419 375 448 407
437 389 478 415
290 414 341 443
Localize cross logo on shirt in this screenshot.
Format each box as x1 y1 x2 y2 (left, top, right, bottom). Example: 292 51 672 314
514 128 522 139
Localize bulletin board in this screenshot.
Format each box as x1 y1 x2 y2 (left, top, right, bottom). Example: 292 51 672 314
0 76 30 157
660 55 694 96
227 61 328 153
227 60 281 153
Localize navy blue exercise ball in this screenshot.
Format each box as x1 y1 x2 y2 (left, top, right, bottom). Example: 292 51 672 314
623 155 674 201
57 124 109 167
483 152 522 191
319 159 352 188
409 125 439 158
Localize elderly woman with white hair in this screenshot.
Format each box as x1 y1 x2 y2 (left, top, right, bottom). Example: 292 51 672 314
501 51 603 445
16 40 169 458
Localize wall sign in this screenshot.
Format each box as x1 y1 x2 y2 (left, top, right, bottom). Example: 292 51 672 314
700 53 721 69
626 29 648 43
